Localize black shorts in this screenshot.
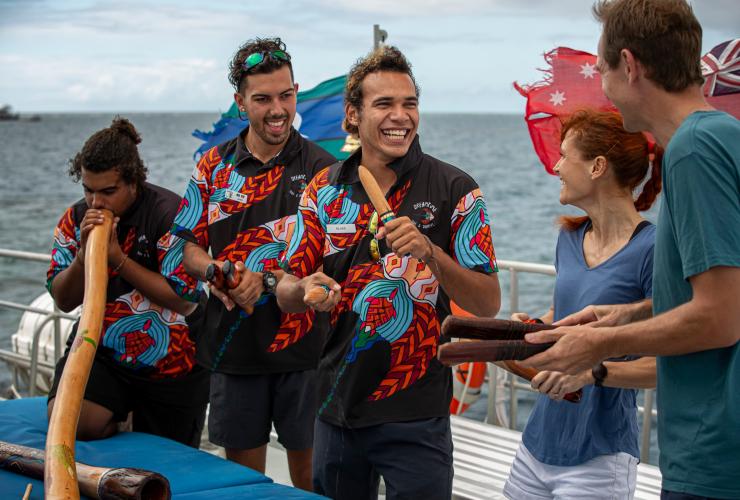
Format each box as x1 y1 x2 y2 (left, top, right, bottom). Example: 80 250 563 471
48 353 209 448
208 370 318 451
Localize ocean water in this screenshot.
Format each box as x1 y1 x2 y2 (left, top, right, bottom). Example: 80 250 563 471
0 113 659 462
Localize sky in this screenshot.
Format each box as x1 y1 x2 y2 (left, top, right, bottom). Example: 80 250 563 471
1 0 737 114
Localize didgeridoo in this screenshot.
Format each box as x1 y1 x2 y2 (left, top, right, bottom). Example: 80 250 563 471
206 260 253 314
1 441 170 500
46 210 113 498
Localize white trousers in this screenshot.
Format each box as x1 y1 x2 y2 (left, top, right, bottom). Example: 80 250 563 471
503 443 638 500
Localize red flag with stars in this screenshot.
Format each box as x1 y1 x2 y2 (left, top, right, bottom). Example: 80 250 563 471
514 47 616 175
516 40 740 175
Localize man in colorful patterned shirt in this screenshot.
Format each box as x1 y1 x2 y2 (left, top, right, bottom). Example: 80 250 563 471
163 37 334 489
277 46 501 499
47 117 209 448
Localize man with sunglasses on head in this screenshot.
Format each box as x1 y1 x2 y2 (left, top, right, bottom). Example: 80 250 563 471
277 46 502 500
162 37 334 490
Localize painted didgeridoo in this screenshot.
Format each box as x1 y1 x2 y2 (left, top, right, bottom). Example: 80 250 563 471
1 441 170 500
45 209 113 499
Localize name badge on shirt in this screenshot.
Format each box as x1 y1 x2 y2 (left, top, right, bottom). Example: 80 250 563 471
225 190 248 204
327 224 356 234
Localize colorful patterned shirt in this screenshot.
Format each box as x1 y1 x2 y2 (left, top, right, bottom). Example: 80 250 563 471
47 183 198 379
165 127 335 374
282 136 498 427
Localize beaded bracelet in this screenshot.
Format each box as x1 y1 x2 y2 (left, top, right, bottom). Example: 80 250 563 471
113 254 129 274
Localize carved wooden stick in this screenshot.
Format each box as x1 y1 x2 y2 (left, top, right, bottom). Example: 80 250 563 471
437 339 553 363
2 441 170 499
305 284 331 303
206 260 253 314
46 209 113 499
441 315 556 340
358 165 396 224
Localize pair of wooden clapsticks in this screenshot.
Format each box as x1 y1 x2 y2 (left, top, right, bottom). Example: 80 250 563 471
439 316 582 403
206 260 254 314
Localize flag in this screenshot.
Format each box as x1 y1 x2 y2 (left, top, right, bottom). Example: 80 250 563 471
702 38 740 118
516 39 740 175
193 75 352 160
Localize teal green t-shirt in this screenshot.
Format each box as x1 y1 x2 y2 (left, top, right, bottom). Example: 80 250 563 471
653 111 740 498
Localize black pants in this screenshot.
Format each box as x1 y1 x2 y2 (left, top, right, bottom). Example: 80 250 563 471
661 490 730 500
313 416 453 500
49 353 209 448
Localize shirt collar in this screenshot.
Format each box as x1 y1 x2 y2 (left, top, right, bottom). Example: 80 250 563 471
233 126 302 174
330 134 423 185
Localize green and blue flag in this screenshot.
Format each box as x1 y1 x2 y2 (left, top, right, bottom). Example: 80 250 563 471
193 75 351 160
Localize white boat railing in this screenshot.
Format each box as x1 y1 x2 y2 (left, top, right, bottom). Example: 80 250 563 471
0 249 657 462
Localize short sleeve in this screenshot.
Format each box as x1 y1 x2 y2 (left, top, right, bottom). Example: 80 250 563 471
170 150 215 249
667 153 740 279
281 169 329 278
46 207 79 292
449 188 498 274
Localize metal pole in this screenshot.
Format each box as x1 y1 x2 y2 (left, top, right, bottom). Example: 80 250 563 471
640 389 655 463
373 25 388 50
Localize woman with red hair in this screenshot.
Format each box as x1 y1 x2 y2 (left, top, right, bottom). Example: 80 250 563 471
504 110 662 499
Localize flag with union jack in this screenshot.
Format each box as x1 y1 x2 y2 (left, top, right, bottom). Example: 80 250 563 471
516 39 740 174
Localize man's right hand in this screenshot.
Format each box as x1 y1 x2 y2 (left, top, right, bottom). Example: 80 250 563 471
78 209 110 264
301 272 341 312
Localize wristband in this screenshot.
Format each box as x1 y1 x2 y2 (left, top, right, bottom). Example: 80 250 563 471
113 254 129 274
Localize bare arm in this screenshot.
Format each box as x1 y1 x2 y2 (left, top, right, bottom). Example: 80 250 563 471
115 256 196 316
425 244 501 317
554 299 653 327
50 256 86 312
523 266 740 374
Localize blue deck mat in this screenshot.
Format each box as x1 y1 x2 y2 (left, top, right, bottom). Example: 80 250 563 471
0 397 324 499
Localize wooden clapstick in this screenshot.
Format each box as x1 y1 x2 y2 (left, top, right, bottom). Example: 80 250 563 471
437 339 554 364
206 261 253 314
46 209 114 499
441 315 556 341
305 284 331 303
358 165 395 224
2 441 170 500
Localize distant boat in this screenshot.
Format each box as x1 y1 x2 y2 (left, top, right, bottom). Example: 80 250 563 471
0 105 40 122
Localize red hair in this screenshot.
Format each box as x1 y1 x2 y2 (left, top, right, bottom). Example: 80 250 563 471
557 109 662 231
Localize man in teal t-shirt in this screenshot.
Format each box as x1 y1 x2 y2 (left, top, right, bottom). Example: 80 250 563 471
521 1 740 498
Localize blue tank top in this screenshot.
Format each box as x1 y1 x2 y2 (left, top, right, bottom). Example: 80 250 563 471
521 221 655 466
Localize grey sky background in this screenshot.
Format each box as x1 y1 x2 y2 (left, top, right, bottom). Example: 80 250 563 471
1 0 737 113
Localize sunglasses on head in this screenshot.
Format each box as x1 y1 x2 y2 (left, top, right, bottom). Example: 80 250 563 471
243 50 291 72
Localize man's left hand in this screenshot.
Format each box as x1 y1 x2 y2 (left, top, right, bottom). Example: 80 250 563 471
521 325 610 375
377 216 432 260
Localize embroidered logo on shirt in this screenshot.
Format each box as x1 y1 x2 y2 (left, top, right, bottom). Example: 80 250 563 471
412 201 438 230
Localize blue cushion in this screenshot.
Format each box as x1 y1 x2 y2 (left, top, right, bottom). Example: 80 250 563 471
0 398 322 499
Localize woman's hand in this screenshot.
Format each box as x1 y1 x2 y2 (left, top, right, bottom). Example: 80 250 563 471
531 369 593 400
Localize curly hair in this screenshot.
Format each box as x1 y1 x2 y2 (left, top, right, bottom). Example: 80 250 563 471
68 117 147 188
343 45 420 136
229 37 294 93
593 0 703 92
557 109 663 230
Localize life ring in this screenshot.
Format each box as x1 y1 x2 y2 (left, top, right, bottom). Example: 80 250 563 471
449 302 487 415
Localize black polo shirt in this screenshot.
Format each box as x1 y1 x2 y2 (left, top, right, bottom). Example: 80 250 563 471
167 127 335 374
47 182 198 378
282 136 498 428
